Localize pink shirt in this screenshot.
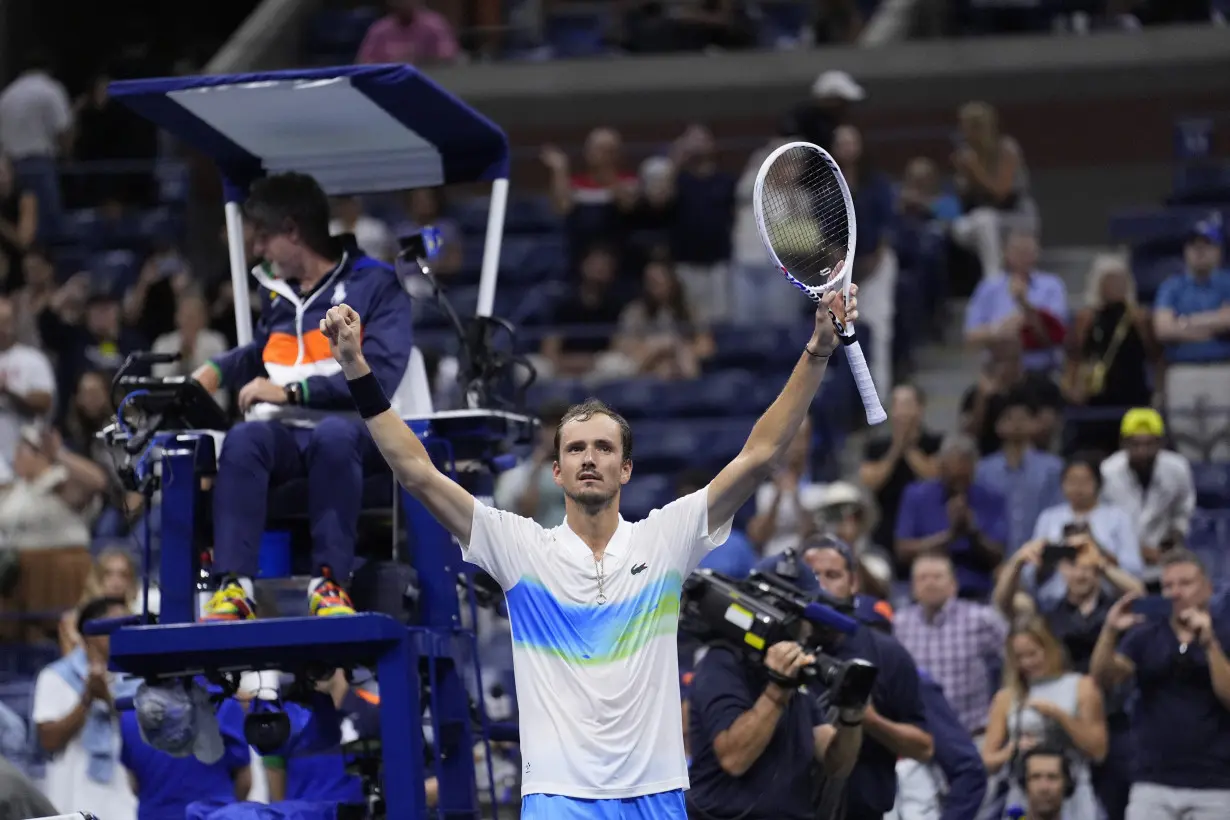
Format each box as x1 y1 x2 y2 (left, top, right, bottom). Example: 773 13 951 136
357 11 460 66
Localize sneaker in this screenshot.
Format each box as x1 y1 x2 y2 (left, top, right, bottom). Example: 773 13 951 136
202 578 257 622
309 576 355 617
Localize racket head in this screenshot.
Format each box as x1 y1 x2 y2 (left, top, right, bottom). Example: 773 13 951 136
752 141 858 306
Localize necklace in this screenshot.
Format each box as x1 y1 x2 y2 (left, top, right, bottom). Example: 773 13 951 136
594 555 607 605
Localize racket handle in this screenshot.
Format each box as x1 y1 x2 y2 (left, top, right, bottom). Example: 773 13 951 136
843 339 888 425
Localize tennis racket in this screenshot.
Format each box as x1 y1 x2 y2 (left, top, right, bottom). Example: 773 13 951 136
752 140 887 425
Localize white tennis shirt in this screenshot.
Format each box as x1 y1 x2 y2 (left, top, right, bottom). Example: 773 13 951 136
463 488 731 799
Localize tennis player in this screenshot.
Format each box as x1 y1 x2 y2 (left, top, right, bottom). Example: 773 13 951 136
321 287 857 819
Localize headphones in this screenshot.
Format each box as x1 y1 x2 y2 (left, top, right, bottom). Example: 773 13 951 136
1015 746 1076 800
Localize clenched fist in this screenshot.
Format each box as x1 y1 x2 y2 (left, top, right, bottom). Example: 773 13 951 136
321 304 365 374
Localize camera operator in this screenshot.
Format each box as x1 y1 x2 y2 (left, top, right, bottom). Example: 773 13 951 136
687 636 865 820
799 537 935 820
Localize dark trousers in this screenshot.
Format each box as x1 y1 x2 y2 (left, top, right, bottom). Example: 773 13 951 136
1093 721 1133 820
12 156 63 241
213 417 382 582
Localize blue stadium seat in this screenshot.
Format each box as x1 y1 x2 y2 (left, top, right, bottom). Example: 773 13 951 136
499 235 567 285
524 379 587 412
709 325 808 370
1193 463 1230 509
1170 162 1230 206
1188 510 1230 586
1108 206 1230 246
1131 254 1185 304
620 474 672 521
61 208 103 245
89 249 139 292
545 10 611 58
665 371 761 418
454 195 560 236
591 378 669 420
137 206 180 241
758 1 810 44
634 418 754 474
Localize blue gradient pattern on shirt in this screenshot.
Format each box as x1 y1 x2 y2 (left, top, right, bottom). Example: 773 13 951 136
506 571 684 664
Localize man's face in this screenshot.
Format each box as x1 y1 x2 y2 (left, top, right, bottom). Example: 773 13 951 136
939 452 974 493
1124 434 1160 469
580 250 615 289
583 128 621 170
1024 754 1067 814
994 404 1033 445
1004 233 1038 274
86 301 120 340
251 224 305 279
1162 560 1211 613
553 413 630 509
890 386 922 425
1184 237 1222 276
911 557 956 610
803 547 853 601
1060 550 1099 601
1061 463 1098 510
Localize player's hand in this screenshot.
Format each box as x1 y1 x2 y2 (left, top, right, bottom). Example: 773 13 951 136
321 304 365 374
238 377 286 412
811 280 859 356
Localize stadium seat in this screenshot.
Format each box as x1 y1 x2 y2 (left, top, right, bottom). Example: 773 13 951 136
590 378 669 420
524 379 587 411
1108 205 1230 246
665 371 762 418
1170 162 1230 206
544 11 611 59
307 7 380 58
709 325 808 371
454 195 560 236
1192 463 1230 509
138 206 181 241
498 235 567 285
89 249 139 293
619 474 673 521
1188 509 1230 587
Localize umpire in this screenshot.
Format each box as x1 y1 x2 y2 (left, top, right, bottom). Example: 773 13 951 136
686 637 865 820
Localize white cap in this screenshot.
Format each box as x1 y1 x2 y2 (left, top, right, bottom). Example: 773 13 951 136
811 70 866 102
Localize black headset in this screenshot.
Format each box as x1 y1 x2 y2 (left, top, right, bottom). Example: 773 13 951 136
1016 746 1076 800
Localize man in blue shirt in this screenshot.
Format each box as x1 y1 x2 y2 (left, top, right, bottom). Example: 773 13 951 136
896 434 1008 599
120 699 251 820
1152 216 1230 461
973 388 1063 554
1089 548 1230 818
801 538 935 820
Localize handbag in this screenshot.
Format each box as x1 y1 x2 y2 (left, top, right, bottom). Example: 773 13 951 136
1082 307 1133 397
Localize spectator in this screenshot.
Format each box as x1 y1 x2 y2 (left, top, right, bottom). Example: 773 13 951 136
397 187 463 279
832 124 897 393
151 292 229 407
860 384 941 567
330 196 395 263
0 426 108 643
748 416 826 555
1099 408 1195 568
1151 217 1230 462
0 295 55 475
1016 746 1074 820
1030 454 1142 590
0 50 71 241
893 552 1007 736
0 155 38 291
1061 253 1162 457
664 125 736 324
33 596 138 820
123 247 191 345
812 481 894 600
813 1 866 43
964 230 1067 374
895 157 961 323
12 246 56 346
58 547 155 656
949 101 1039 281
41 287 146 399
63 369 135 537
541 129 639 265
781 71 865 153
619 0 758 53
356 0 460 66
1091 550 1230 819
493 400 569 528
895 433 1007 600
982 619 1106 820
973 388 1064 554
69 72 157 209
614 256 714 380
961 337 1063 455
535 244 630 381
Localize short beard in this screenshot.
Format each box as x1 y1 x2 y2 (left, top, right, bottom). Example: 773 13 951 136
566 486 617 515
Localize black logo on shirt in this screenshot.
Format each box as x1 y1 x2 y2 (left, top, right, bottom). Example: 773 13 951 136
631 563 648 575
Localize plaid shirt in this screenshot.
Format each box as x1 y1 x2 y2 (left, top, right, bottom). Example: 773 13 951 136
895 598 1007 735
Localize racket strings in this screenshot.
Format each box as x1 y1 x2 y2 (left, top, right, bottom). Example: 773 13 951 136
760 147 850 291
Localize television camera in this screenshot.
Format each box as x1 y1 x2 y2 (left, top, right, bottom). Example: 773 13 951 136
681 564 877 710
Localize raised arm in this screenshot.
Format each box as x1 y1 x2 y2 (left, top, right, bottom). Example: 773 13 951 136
321 304 475 543
707 285 857 528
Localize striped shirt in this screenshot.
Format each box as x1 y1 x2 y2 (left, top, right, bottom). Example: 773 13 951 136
895 598 1007 735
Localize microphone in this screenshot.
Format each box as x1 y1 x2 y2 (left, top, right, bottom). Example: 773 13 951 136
801 601 861 636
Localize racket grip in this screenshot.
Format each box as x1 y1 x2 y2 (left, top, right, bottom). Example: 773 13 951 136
843 339 888 425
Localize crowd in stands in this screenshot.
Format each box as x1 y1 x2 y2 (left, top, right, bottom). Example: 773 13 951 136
0 21 1228 820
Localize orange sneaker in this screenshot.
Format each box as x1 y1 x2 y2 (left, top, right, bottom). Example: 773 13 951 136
309 575 355 617
202 578 257 622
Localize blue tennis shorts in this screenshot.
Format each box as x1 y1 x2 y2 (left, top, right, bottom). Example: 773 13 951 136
521 789 687 819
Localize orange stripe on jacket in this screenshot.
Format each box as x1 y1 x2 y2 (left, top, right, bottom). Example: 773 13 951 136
263 329 337 367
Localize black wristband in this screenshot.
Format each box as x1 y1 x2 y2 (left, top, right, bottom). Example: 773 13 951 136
347 372 391 419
